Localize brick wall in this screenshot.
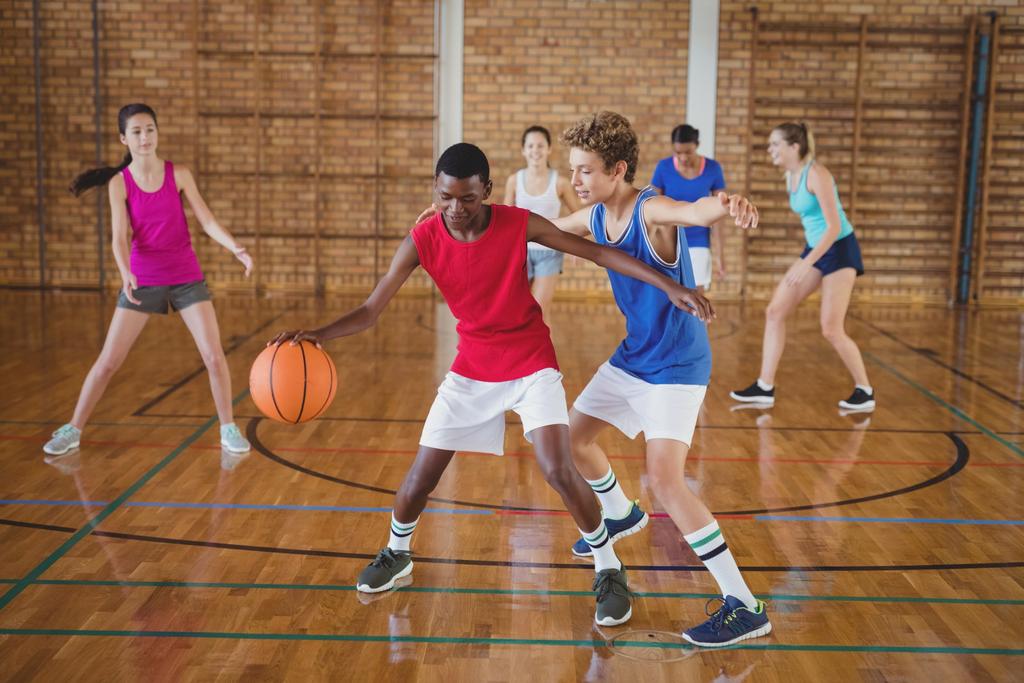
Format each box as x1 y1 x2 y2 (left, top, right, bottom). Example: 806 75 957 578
715 0 1024 304
0 0 437 294
1 0 1020 303
462 0 691 296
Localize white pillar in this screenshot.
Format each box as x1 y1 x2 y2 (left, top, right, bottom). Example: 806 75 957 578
686 0 720 157
436 0 464 154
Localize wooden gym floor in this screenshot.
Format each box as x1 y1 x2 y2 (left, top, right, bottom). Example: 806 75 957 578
0 289 1021 681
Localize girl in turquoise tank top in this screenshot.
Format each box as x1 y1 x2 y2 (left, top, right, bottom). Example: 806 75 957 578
43 104 255 458
730 122 875 413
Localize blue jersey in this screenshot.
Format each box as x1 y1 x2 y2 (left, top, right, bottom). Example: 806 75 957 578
589 187 712 386
650 156 726 249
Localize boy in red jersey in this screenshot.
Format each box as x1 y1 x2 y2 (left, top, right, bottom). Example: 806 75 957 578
272 143 744 626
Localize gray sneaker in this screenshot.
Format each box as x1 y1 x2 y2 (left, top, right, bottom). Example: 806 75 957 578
220 423 251 453
43 424 81 456
593 567 632 626
356 548 413 593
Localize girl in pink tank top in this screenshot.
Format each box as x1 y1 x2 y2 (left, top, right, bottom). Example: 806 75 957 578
43 103 255 458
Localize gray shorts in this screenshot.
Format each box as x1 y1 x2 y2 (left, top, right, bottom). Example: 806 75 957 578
116 279 212 315
527 248 564 279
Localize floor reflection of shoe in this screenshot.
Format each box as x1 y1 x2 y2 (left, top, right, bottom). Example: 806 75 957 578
839 410 872 428
355 574 413 605
729 402 773 413
44 449 81 474
220 448 250 471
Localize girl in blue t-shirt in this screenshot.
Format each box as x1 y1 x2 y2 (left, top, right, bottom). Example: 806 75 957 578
730 122 874 412
650 125 727 292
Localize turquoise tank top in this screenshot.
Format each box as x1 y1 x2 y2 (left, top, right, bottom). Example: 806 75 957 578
789 162 854 247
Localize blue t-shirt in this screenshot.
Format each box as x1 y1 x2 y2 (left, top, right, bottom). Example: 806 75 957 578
650 157 726 249
589 188 712 386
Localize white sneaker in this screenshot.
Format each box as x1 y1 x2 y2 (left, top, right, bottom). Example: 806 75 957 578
43 424 81 455
220 423 251 453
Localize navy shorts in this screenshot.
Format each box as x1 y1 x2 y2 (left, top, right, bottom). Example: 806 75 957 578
801 234 864 277
117 279 212 315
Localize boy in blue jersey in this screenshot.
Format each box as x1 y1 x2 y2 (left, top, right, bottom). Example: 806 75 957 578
552 111 771 647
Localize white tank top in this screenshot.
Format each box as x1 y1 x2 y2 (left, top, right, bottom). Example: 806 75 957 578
515 169 562 252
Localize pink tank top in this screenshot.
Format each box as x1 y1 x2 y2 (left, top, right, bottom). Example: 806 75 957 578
122 161 204 286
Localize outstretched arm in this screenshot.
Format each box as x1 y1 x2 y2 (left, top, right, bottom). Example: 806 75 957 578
643 192 758 232
526 213 714 321
270 236 421 345
176 166 253 276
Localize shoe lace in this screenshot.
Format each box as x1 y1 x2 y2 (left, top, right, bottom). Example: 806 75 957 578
702 598 751 635
223 424 241 439
369 548 399 569
592 570 633 603
53 425 77 439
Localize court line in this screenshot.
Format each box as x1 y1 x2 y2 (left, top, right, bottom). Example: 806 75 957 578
3 577 1022 607
0 628 1021 656
850 313 1022 409
249 421 972 516
0 390 249 613
2 499 1021 527
0 420 202 429
3 516 1020 573
9 433 1000 468
865 352 1024 459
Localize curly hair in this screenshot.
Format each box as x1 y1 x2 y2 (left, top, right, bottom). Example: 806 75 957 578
560 111 639 183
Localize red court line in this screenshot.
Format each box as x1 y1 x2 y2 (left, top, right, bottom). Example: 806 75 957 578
7 434 1022 468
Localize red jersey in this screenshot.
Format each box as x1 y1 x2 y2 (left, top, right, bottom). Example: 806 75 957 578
410 205 558 381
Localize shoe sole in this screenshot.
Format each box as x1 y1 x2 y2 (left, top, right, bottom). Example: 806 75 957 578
837 400 875 411
595 605 632 627
43 441 80 456
682 621 772 648
729 393 775 405
221 441 252 454
355 561 414 594
571 512 650 558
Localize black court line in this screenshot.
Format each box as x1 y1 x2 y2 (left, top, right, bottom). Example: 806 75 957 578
143 412 984 435
850 313 1022 409
0 517 1018 573
131 312 287 417
247 418 970 517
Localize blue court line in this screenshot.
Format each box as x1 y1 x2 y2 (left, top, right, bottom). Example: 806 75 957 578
865 351 1024 459
0 628 1021 656
0 391 250 613
3 499 1023 526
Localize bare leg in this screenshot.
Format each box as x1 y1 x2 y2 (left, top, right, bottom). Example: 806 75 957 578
530 274 559 323
529 423 602 531
178 301 234 425
819 268 870 386
645 438 712 534
69 307 151 430
568 408 614 481
757 262 823 385
392 446 456 523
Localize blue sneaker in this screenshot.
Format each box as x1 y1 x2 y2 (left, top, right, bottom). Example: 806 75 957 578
571 501 649 557
682 596 772 648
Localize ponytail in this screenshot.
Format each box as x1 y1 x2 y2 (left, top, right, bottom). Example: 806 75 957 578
69 151 132 197
69 102 157 197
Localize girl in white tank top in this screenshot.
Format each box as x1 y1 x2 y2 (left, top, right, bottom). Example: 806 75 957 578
503 126 580 321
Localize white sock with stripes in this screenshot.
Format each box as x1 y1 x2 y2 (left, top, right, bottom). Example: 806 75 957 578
581 522 622 572
387 513 418 552
684 520 757 609
585 468 633 520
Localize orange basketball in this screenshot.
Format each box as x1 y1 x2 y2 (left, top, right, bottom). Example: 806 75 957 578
249 341 338 424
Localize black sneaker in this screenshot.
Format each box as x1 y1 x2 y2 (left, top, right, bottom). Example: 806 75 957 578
356 548 413 593
729 381 775 406
838 388 875 412
593 567 633 626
